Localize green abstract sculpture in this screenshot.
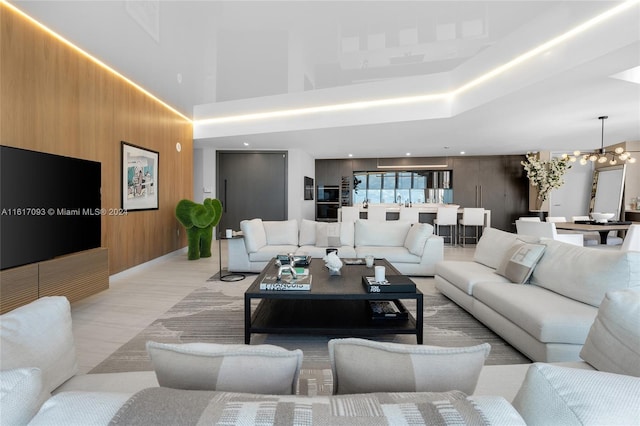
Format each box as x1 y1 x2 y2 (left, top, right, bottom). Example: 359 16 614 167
175 198 223 260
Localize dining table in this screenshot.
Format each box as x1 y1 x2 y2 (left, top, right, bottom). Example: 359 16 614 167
555 221 639 244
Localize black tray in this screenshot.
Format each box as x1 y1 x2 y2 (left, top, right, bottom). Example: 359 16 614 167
574 220 631 225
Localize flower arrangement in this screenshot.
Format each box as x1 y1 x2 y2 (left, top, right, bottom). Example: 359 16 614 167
521 153 571 204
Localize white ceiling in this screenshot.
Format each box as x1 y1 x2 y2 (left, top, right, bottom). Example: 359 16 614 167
12 1 640 159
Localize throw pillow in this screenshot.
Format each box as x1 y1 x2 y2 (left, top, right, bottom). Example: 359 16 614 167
512 363 640 425
580 288 640 376
0 296 79 393
298 219 317 246
316 222 341 247
496 242 546 284
146 342 303 395
239 218 267 253
328 338 490 395
0 367 47 426
404 223 433 257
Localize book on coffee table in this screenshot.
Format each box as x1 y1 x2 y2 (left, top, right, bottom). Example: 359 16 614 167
368 300 409 320
260 274 312 291
362 275 416 293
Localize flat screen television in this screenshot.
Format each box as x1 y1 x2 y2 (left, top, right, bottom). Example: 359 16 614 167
0 146 101 270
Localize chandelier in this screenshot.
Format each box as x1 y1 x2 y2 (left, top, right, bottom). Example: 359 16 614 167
564 116 636 166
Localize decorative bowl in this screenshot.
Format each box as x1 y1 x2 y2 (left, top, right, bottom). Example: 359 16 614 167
591 212 615 223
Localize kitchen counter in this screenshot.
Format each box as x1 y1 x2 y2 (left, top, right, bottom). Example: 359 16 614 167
338 204 491 227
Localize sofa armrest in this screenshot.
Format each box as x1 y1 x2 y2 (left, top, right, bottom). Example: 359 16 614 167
227 237 252 272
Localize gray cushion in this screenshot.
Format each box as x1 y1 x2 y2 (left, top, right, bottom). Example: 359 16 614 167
580 288 640 376
512 363 640 426
147 342 303 395
0 296 78 393
496 242 546 284
329 338 490 395
316 222 341 247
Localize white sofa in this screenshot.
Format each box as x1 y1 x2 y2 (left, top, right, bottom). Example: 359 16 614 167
228 218 444 276
2 291 639 425
435 227 640 362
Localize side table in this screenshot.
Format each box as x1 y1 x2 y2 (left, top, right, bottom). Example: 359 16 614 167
218 234 245 282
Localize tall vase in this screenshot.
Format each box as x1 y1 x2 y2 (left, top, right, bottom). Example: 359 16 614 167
535 197 544 211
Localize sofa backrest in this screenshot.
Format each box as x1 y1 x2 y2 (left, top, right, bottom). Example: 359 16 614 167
530 240 640 307
299 219 355 247
263 219 298 246
355 219 411 247
473 228 539 270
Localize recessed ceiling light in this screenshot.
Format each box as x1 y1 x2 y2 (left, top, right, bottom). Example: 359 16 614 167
460 151 466 155
406 152 411 156
348 153 353 157
243 142 250 146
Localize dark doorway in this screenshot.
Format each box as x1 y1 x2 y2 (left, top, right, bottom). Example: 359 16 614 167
217 151 287 232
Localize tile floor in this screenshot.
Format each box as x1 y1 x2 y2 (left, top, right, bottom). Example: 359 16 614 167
70 241 476 373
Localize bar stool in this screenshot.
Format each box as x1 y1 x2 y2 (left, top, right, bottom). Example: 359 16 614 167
399 207 419 224
340 206 360 222
433 207 458 246
458 208 485 246
366 205 387 221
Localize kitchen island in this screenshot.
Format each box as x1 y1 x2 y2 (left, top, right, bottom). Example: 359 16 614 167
338 204 491 228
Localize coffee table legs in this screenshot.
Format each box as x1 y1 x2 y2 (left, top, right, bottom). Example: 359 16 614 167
416 295 423 344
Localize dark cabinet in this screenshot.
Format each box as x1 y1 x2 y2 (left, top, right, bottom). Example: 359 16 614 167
453 156 528 231
315 159 352 186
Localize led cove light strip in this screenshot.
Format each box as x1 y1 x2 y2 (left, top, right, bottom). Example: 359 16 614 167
2 0 192 123
196 0 638 126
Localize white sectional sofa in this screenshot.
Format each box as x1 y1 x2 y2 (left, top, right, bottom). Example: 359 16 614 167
2 289 639 425
435 227 640 362
228 218 444 276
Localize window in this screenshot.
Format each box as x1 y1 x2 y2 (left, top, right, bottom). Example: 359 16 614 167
352 171 453 204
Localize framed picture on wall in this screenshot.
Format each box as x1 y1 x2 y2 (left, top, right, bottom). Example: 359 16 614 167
304 176 314 200
121 141 159 211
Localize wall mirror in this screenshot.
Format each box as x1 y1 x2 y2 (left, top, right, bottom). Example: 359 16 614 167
590 165 626 219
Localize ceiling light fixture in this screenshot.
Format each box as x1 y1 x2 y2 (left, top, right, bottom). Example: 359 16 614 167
194 0 638 126
566 116 636 165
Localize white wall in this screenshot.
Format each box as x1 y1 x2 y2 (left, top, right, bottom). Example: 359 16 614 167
549 152 592 219
287 149 316 222
193 147 217 204
624 141 639 210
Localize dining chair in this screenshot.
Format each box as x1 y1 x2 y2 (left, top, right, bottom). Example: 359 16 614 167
458 208 485 246
433 207 458 246
571 216 599 246
366 205 388 221
398 207 420 224
571 216 622 245
518 216 541 222
340 206 360 223
515 220 583 246
620 224 640 252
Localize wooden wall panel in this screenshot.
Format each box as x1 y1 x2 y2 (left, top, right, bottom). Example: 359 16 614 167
1 5 192 274
0 264 39 314
39 248 109 302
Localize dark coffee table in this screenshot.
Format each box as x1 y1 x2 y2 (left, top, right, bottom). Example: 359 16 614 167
244 258 423 344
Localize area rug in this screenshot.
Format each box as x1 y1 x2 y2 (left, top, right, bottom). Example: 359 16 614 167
90 281 530 394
